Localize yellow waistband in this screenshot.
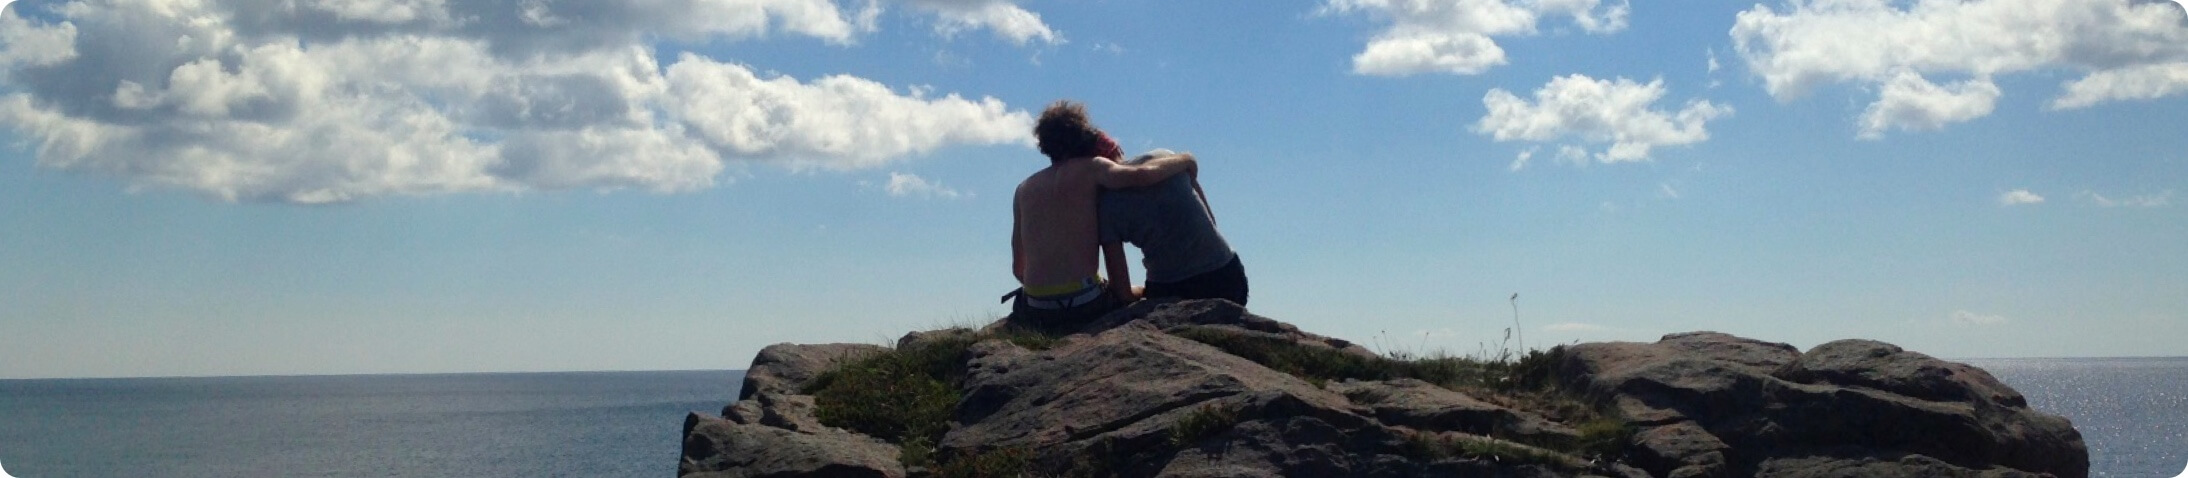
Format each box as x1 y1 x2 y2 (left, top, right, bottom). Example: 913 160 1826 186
1024 277 1103 297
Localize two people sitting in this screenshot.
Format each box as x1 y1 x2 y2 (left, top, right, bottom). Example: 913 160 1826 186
1006 100 1248 331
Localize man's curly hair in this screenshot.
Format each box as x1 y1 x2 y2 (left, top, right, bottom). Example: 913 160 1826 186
1034 100 1101 162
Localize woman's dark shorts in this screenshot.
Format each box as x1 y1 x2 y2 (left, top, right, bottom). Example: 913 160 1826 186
1143 255 1247 306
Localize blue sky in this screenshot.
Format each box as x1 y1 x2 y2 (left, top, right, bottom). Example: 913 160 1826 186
1 0 2183 379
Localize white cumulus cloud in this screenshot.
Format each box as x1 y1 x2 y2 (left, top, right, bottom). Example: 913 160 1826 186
1322 0 1631 76
903 0 1061 45
0 10 76 67
1999 189 2045 206
664 55 1031 172
1857 70 2001 139
1475 74 1731 163
0 0 1033 203
2052 62 2188 109
1731 0 2188 136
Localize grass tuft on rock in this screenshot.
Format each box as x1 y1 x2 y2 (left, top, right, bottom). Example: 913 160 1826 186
805 343 959 452
1167 402 1243 447
805 324 1066 470
1571 415 1635 458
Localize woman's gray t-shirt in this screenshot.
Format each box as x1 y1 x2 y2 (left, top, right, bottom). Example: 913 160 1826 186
1098 169 1236 284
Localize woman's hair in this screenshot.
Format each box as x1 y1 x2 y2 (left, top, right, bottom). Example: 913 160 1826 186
1034 100 1101 162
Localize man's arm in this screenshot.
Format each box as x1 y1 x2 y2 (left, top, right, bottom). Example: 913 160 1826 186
1011 204 1027 283
1191 176 1216 227
1096 153 1195 189
1102 241 1136 302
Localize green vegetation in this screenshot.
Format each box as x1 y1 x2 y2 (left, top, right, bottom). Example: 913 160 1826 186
805 336 965 449
1571 415 1636 458
805 324 1064 469
1167 403 1242 447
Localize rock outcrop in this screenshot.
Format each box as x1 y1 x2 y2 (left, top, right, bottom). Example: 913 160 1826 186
683 343 906 477
1557 332 2087 478
679 299 2087 478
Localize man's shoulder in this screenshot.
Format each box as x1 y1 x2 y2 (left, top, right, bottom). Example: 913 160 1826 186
1014 165 1059 193
1011 174 1033 204
1019 162 1106 202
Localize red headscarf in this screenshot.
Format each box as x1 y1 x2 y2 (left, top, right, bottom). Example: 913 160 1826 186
1095 130 1123 160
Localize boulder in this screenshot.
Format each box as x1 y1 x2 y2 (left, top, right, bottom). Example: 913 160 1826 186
1328 378 1578 447
1777 339 2026 406
1626 421 1729 478
1559 332 2088 478
946 321 1397 476
683 342 897 478
724 392 828 433
895 328 977 351
1558 333 1796 426
738 343 889 401
681 413 906 478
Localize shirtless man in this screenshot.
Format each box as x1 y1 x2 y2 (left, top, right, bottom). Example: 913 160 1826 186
1008 100 1196 330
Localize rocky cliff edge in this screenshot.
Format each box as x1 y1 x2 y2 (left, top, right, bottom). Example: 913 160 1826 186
679 299 2087 478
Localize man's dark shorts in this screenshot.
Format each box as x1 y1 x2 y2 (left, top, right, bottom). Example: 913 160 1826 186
1143 256 1248 306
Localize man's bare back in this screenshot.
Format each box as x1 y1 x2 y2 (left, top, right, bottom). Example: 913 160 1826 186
1014 158 1108 288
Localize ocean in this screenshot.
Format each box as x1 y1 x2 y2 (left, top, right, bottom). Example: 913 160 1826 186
0 371 738 477
1967 358 2188 478
0 359 2179 477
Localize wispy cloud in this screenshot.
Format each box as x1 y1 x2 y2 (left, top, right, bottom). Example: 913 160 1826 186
1706 48 1724 89
2079 190 2174 208
884 172 963 199
1509 147 1537 171
1543 322 1612 333
1950 310 2009 326
1999 189 2045 206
